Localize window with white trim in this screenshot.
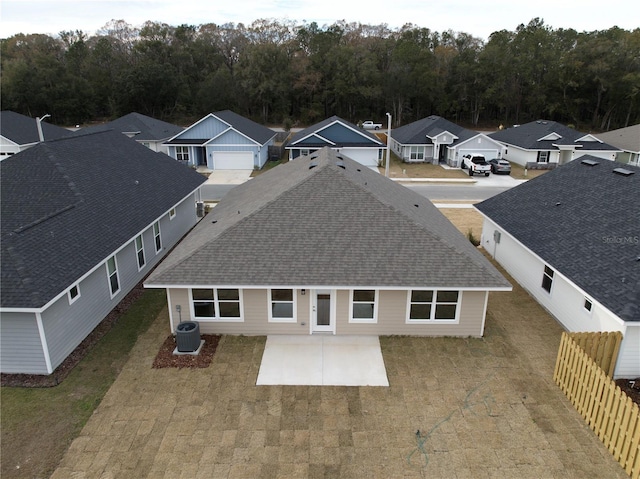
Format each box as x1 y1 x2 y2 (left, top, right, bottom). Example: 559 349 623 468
410 146 424 161
192 288 242 321
176 146 189 162
542 265 554 293
106 256 120 297
135 234 145 270
300 149 311 157
169 208 176 219
350 290 378 323
407 290 459 322
537 151 549 163
269 289 296 322
153 221 162 253
68 284 81 304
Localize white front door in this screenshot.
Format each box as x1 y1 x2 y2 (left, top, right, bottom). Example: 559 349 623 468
312 289 334 333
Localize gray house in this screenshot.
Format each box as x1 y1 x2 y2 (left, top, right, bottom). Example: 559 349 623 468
0 110 72 159
594 124 640 167
0 131 206 375
145 147 511 337
165 110 276 170
78 112 184 154
389 115 504 167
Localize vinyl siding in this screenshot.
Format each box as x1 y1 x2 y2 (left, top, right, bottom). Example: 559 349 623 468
179 116 229 140
208 129 256 146
0 312 47 374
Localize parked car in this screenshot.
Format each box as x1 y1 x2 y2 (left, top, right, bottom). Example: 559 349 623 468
461 154 491 176
362 120 382 130
489 158 511 174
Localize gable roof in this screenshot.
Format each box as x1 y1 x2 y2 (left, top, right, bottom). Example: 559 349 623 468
288 116 384 148
1 131 206 309
489 120 619 152
594 124 640 154
167 110 275 146
146 147 510 290
475 157 640 322
391 115 476 145
78 112 183 141
1 110 73 145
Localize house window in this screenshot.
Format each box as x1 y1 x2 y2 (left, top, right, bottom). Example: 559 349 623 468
169 208 176 220
135 234 145 270
106 256 120 297
153 221 162 253
176 146 189 162
537 151 550 163
192 288 242 321
300 149 310 157
68 284 81 304
410 146 424 161
350 290 378 322
542 266 554 293
584 298 593 312
269 289 296 322
407 290 459 322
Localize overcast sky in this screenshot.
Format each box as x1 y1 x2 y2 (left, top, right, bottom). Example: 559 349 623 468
1 0 637 41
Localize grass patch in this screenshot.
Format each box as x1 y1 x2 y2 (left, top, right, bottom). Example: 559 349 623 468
385 151 468 179
0 288 167 479
251 157 287 176
438 207 485 242
508 162 550 180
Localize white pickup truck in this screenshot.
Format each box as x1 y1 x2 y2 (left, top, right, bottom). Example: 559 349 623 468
362 120 382 130
461 154 491 176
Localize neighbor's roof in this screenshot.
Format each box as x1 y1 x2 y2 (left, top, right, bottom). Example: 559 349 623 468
146 147 510 289
391 115 476 145
79 112 183 141
288 116 383 148
594 124 640 154
1 131 206 309
0 110 73 145
475 157 640 322
489 120 619 151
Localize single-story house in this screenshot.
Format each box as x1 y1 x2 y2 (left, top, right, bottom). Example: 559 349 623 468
286 116 385 168
489 120 620 169
164 110 277 170
389 115 504 167
475 157 640 378
145 147 511 337
0 110 72 159
78 112 183 154
594 124 640 167
0 131 206 375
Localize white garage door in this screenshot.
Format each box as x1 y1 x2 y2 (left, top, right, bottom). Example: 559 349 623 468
459 149 500 161
339 148 379 167
213 152 254 170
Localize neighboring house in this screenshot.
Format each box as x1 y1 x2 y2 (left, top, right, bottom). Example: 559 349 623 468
0 131 206 375
594 124 640 167
389 115 504 167
78 112 183 154
475 157 640 378
164 110 277 170
286 116 385 168
489 120 619 169
145 147 511 338
0 110 72 159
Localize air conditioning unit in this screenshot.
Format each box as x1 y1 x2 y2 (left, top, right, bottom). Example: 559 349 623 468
175 321 201 353
196 201 205 217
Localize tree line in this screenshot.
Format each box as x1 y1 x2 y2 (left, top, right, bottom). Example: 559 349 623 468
1 18 638 131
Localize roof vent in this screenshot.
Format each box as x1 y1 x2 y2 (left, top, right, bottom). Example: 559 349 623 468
336 161 345 169
613 167 634 176
414 204 419 208
211 220 217 224
309 162 318 170
336 155 344 160
310 155 318 160
356 168 361 172
581 158 599 166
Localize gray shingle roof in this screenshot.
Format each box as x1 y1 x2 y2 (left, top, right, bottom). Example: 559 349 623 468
146 147 510 290
489 120 620 152
475 157 640 322
78 112 183 141
1 110 73 145
391 115 475 145
213 110 276 145
1 131 206 309
594 124 640 154
289 116 383 147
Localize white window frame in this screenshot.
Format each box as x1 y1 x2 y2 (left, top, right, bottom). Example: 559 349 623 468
68 283 81 305
153 221 162 253
135 234 146 271
300 149 311 157
268 289 297 323
542 265 554 293
176 146 189 162
169 208 176 220
106 256 120 298
410 146 424 161
537 150 549 163
190 288 244 322
406 290 460 323
349 289 378 323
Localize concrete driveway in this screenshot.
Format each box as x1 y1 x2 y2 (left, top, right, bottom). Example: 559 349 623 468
51 273 626 478
205 170 252 185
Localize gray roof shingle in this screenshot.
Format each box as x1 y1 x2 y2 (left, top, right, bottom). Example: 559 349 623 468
213 110 276 145
146 147 510 290
289 116 383 147
391 115 476 145
475 157 640 322
594 124 640 154
1 131 206 309
78 112 183 141
1 110 73 145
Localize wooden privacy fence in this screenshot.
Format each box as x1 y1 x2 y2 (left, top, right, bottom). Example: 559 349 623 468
554 331 640 478
568 331 623 377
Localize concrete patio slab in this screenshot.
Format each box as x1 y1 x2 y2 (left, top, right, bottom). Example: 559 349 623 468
205 170 252 185
256 335 389 386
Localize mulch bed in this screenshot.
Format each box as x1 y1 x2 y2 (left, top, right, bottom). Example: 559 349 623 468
152 334 221 369
615 378 640 408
